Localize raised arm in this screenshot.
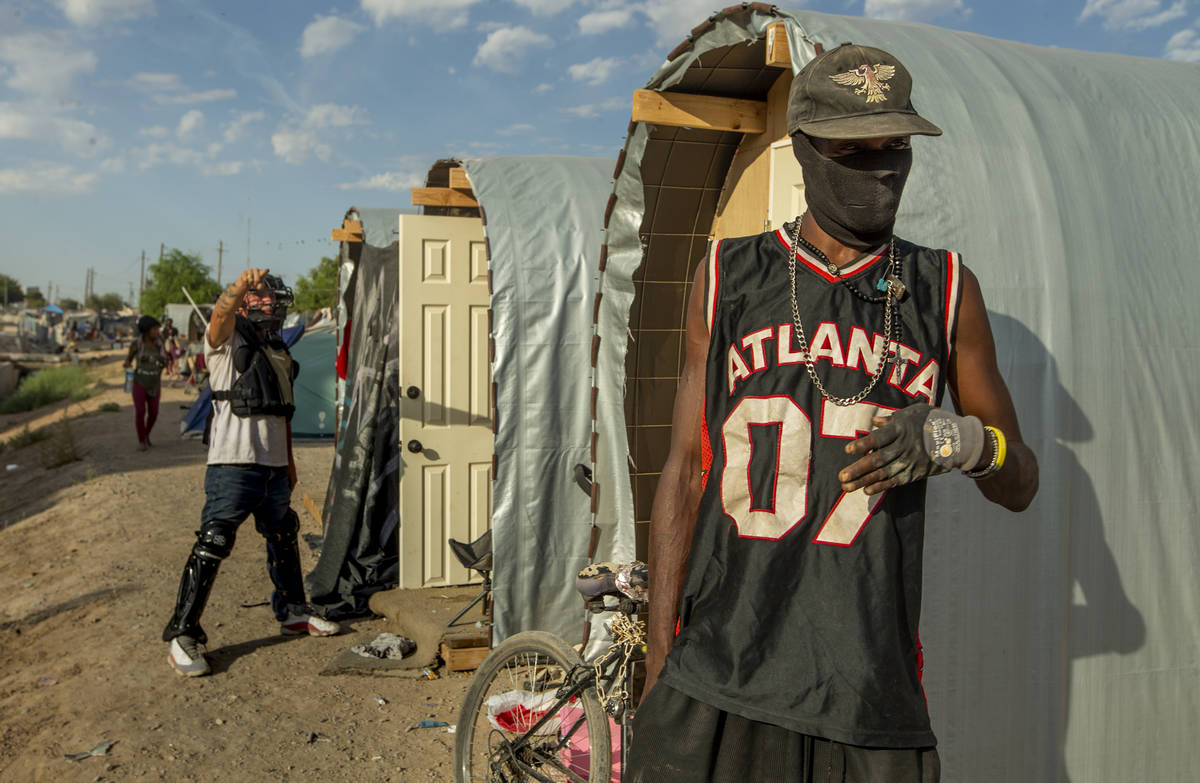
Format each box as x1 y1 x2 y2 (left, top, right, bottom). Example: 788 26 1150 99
944 266 1039 510
208 268 269 349
644 262 709 698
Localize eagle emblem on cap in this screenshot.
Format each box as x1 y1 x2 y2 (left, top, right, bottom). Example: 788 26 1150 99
830 64 896 104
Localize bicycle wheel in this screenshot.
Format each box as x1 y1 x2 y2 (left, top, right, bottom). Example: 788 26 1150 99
454 630 612 783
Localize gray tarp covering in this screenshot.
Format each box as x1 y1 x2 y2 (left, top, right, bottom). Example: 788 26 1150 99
597 8 1200 782
460 156 615 643
308 210 401 618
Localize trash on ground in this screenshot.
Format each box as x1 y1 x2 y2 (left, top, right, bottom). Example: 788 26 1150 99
407 720 449 732
64 739 116 761
446 724 457 734
374 696 387 706
422 667 439 680
6 464 19 472
350 632 416 660
306 732 332 744
238 601 269 609
37 677 57 687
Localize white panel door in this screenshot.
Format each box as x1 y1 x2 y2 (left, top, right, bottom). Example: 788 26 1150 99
768 137 807 232
397 214 493 588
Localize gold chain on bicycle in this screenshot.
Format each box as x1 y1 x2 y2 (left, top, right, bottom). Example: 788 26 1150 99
593 613 645 708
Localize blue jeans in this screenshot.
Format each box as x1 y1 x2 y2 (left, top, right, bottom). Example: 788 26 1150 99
163 464 305 643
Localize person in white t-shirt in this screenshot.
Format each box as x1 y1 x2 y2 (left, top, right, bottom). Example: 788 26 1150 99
163 268 340 677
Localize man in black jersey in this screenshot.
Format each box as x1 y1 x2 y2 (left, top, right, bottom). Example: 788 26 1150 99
629 43 1039 782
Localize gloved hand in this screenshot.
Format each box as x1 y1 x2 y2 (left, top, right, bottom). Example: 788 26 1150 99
838 404 985 494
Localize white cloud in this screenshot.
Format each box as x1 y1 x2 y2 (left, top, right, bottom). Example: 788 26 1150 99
562 96 626 119
473 26 552 72
863 0 967 21
139 124 169 138
361 0 482 28
1165 27 1200 60
578 6 636 35
498 122 535 135
0 102 109 156
0 162 98 195
131 72 182 90
305 103 367 128
638 0 725 45
222 110 265 144
153 88 237 105
534 82 554 94
99 156 125 173
300 14 366 57
337 170 424 190
511 0 574 15
1079 0 1186 30
176 109 204 140
137 142 204 170
205 160 243 176
56 0 154 26
270 103 366 164
0 33 97 96
568 55 621 86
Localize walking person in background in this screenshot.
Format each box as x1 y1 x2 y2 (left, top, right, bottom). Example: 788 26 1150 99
123 315 167 451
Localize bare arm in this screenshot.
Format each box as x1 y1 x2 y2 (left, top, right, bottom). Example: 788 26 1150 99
207 268 269 349
644 263 709 699
944 266 1039 510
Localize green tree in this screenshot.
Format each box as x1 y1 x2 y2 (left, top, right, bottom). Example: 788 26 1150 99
0 274 23 306
86 292 125 311
25 288 46 309
140 249 220 317
57 297 81 311
292 256 339 314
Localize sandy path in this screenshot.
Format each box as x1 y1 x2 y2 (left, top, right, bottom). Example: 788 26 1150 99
0 357 474 782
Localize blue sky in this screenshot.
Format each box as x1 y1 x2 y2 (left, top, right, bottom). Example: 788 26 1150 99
1 0 1197 304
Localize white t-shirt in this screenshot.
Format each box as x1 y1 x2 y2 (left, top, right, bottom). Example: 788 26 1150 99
205 327 288 466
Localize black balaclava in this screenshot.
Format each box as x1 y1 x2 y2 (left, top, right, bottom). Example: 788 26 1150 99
791 133 912 251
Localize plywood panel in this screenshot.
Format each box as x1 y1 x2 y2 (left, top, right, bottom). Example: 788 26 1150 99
712 70 793 240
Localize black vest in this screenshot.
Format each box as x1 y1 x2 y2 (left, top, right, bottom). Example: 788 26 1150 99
660 229 963 748
211 316 298 421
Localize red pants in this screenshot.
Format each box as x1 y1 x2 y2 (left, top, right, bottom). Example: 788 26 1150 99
132 381 160 444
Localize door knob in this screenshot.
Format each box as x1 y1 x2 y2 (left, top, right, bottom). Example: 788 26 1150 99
406 386 421 399
407 440 423 454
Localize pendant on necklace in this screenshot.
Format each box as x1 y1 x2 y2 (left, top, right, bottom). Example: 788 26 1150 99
885 274 907 301
826 262 839 275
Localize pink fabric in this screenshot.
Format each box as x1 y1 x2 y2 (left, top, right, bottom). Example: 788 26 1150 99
560 703 622 782
132 381 159 444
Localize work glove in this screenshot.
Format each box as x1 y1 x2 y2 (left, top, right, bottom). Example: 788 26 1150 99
839 403 985 493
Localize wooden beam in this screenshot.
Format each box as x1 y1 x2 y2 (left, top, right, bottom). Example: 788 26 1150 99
448 168 472 191
330 217 363 243
632 89 766 134
766 22 790 68
412 187 479 208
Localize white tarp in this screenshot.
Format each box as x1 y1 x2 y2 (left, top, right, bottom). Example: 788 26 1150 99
596 8 1200 781
462 156 616 643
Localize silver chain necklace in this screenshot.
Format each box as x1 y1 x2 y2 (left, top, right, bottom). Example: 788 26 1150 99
786 214 900 407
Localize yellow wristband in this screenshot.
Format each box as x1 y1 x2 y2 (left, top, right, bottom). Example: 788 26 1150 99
985 426 1007 471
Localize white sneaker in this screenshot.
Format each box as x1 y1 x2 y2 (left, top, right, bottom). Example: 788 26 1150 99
281 612 341 637
168 636 211 677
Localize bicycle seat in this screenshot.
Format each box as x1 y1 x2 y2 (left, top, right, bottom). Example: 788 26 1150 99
576 561 648 603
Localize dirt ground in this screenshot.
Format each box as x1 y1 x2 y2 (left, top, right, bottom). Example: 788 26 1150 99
0 355 476 782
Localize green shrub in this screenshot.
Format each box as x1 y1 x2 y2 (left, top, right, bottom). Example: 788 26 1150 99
39 416 82 469
97 402 120 413
0 366 99 414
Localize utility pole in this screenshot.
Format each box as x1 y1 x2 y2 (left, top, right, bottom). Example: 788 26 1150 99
138 250 146 310
217 240 224 286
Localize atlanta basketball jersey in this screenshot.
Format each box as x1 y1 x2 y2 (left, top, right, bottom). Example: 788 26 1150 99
659 228 963 748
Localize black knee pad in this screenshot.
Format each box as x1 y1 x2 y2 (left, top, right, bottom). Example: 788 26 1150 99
193 520 237 560
259 507 300 544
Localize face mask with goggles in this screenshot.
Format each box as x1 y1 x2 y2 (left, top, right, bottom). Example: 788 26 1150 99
241 274 294 334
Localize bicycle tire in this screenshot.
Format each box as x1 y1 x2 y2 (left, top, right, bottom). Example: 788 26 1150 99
454 630 612 783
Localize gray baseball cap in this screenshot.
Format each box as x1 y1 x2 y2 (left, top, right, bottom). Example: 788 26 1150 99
787 42 942 139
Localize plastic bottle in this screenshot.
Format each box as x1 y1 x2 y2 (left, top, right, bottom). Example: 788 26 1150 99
124 368 134 393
